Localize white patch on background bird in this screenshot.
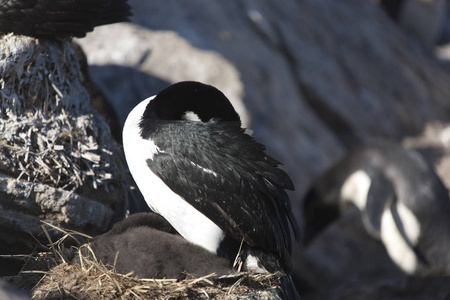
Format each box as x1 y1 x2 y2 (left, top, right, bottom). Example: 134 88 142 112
397 202 421 245
340 170 372 210
123 96 226 253
380 203 420 274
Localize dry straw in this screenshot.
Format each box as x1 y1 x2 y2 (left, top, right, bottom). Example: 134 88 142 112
24 222 283 300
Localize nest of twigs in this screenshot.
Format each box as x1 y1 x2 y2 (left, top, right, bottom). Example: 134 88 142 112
33 255 282 299
10 223 283 300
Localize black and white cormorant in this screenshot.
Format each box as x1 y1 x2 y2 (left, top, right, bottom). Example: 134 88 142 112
123 81 300 297
303 141 450 275
0 0 131 38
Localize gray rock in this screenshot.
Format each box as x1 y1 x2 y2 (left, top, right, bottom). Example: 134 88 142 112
0 34 128 273
0 174 113 243
76 23 248 128
0 279 30 300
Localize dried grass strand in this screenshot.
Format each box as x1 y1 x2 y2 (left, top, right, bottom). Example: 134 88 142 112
14 221 284 300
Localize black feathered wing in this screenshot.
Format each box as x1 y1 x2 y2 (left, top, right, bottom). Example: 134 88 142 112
144 119 300 264
0 0 131 38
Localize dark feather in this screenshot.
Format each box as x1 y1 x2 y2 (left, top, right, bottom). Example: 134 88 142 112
0 0 132 38
142 117 299 265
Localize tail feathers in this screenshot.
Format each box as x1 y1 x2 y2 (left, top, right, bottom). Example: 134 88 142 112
280 274 301 300
240 246 301 299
